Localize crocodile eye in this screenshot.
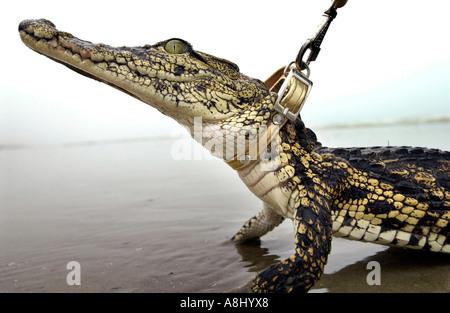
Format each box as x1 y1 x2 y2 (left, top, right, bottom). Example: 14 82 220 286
164 39 188 54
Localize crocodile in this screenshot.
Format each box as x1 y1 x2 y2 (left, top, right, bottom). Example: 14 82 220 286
19 19 450 293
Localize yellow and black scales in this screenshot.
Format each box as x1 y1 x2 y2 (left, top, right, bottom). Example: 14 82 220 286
19 19 450 293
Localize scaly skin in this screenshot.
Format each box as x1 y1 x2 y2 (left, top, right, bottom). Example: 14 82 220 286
19 19 450 293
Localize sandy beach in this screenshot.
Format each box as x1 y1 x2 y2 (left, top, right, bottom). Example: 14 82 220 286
1 122 449 293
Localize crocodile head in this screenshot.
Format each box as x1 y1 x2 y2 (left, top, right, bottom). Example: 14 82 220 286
19 19 277 158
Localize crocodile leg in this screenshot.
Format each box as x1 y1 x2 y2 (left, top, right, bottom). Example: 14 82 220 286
243 194 332 293
231 202 285 242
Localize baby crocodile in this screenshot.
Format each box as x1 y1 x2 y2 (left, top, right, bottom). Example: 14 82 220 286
19 19 450 293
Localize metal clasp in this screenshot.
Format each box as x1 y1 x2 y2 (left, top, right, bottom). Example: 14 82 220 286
270 0 347 123
296 0 347 71
274 66 313 122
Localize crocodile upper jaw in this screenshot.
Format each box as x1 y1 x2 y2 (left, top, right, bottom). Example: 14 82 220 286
19 19 270 126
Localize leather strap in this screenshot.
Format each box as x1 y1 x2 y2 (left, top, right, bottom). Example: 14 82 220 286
224 120 278 171
224 67 284 171
224 66 311 171
264 66 285 92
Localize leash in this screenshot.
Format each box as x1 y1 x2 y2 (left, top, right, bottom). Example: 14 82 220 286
265 0 348 125
226 0 348 170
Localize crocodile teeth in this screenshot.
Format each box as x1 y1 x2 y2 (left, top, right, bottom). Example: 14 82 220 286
48 38 58 48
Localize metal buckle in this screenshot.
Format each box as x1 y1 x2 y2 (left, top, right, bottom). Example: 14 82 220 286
273 67 313 122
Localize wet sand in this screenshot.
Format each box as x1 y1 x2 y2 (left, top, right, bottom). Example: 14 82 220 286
1 122 449 293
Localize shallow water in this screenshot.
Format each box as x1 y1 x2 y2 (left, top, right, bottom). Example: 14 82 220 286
0 122 449 293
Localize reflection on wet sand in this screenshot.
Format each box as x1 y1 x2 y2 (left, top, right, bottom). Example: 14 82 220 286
235 241 279 273
319 247 450 293
233 239 450 293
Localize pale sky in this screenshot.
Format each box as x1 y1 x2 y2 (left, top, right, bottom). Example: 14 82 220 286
1 0 449 145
